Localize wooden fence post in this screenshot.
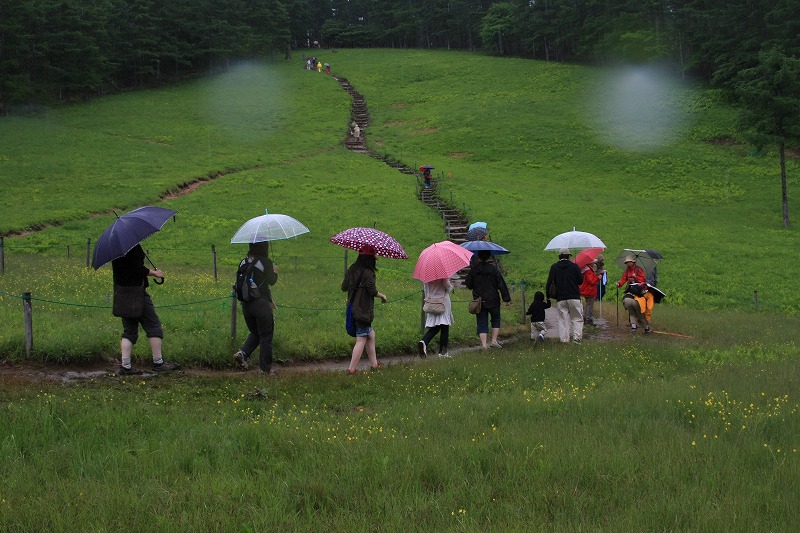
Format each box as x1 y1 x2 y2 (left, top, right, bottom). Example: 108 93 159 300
67 245 70 259
23 291 33 356
212 244 218 282
230 285 237 341
0 236 4 275
520 280 527 324
85 238 91 269
754 290 759 311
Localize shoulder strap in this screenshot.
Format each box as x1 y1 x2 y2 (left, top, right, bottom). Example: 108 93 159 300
348 269 366 304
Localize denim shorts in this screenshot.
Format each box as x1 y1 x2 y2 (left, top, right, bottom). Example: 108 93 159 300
355 325 373 337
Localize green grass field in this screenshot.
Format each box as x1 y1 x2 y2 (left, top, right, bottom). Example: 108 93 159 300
1 49 798 364
1 49 799 530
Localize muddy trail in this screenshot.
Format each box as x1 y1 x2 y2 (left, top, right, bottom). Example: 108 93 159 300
0 311 642 387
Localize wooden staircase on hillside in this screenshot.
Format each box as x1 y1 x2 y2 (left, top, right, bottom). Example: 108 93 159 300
333 74 472 286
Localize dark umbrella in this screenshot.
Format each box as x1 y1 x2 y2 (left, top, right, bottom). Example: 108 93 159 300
465 226 488 241
459 240 510 255
614 249 663 276
92 206 176 277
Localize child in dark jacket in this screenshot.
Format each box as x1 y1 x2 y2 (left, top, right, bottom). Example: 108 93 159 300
526 291 551 342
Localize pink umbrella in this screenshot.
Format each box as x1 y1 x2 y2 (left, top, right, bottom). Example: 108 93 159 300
330 227 408 259
413 240 474 282
575 247 604 269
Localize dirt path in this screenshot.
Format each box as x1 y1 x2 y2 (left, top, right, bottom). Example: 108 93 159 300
0 309 632 387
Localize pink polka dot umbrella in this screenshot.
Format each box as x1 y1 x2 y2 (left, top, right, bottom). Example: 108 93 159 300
330 227 408 259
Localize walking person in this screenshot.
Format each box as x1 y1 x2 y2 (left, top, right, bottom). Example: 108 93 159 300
465 250 512 349
579 259 601 325
112 244 178 375
342 245 387 374
232 242 279 374
418 278 454 358
545 247 584 344
526 290 551 343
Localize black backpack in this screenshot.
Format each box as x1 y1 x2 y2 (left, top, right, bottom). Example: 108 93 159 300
234 258 263 302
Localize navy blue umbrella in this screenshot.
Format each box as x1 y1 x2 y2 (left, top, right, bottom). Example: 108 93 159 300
92 206 176 270
460 240 510 255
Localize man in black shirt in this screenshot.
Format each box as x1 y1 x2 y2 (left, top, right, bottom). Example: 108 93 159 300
111 244 178 375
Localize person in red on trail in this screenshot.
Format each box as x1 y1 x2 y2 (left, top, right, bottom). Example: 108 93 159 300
618 255 654 333
421 167 432 188
616 256 646 287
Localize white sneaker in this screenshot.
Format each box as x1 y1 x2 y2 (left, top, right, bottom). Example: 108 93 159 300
538 334 545 342
438 352 451 358
490 341 503 348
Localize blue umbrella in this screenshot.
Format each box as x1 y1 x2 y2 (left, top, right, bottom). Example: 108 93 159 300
468 221 487 231
465 226 488 241
92 206 176 270
460 240 510 255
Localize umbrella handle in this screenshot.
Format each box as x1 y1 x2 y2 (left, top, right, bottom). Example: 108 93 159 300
143 251 164 284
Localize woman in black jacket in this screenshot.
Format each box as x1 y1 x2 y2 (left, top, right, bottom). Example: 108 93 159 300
233 242 279 374
465 250 511 349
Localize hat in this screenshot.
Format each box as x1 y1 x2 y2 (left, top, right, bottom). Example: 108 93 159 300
624 255 635 263
558 247 571 256
359 244 377 256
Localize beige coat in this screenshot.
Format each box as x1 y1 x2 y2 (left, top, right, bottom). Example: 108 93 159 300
423 279 454 327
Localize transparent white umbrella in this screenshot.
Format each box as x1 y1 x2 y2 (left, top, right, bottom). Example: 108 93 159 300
230 210 310 243
544 227 606 251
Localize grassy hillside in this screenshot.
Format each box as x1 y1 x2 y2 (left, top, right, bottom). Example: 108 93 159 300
1 49 799 363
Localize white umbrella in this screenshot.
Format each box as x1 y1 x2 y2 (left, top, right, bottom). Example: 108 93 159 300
544 227 605 251
231 210 310 243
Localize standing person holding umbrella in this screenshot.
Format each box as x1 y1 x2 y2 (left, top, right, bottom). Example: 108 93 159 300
112 244 178 375
232 242 279 374
546 247 584 344
230 210 311 374
91 206 179 376
330 227 408 373
413 240 473 359
342 245 387 374
418 278 454 358
465 250 512 349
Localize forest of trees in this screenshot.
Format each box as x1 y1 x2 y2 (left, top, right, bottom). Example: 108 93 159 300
1 0 799 109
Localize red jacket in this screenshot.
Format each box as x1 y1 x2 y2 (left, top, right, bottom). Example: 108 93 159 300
617 265 646 287
579 267 600 298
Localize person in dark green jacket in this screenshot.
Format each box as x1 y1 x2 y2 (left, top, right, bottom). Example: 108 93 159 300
341 245 387 374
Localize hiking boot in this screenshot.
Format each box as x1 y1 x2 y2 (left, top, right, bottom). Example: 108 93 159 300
644 325 651 334
418 340 427 357
118 366 143 376
152 361 179 372
630 324 638 332
233 350 249 370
